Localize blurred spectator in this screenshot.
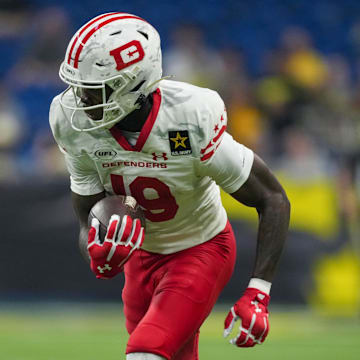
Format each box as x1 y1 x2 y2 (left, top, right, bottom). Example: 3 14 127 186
4 6 71 177
32 129 67 179
0 84 26 183
163 23 225 89
0 0 32 78
281 27 329 92
227 85 266 154
254 27 330 157
275 126 333 181
8 6 70 88
255 72 294 156
216 47 266 153
0 0 30 37
216 47 249 102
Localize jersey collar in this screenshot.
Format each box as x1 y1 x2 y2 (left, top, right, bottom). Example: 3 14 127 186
109 88 161 152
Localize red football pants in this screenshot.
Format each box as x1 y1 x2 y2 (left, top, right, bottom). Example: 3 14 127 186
123 221 236 360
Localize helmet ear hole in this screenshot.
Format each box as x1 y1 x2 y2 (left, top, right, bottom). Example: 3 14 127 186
137 30 148 40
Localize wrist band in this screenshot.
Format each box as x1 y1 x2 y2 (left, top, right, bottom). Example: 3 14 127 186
248 278 272 295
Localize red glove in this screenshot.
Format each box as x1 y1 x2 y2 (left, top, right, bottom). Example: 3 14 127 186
223 287 270 347
87 214 144 279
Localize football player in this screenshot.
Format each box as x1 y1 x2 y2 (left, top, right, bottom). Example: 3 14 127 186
50 12 290 360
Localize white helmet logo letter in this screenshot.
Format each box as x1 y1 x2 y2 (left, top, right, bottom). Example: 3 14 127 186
110 40 145 70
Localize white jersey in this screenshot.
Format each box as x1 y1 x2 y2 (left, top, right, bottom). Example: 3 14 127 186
50 80 254 254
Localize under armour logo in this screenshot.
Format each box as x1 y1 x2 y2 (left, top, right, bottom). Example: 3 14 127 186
152 152 168 161
251 300 262 313
97 264 112 273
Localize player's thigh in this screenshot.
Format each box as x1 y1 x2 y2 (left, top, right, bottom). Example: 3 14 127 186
127 226 236 358
122 251 154 334
172 330 199 360
126 288 210 359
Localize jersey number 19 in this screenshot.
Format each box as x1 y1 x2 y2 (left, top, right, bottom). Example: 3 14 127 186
111 174 179 222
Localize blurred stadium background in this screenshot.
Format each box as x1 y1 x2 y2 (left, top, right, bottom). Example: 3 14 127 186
0 0 359 359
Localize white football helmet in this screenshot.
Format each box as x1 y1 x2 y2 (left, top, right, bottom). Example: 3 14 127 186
59 12 163 132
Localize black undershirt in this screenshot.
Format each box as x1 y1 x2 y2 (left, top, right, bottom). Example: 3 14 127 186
114 93 154 133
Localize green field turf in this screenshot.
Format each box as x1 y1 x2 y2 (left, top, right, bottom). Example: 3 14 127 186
0 303 359 360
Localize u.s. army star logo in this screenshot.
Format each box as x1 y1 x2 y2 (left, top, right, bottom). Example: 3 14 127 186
168 131 192 156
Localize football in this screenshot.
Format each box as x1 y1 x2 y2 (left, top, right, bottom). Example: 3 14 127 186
88 195 146 242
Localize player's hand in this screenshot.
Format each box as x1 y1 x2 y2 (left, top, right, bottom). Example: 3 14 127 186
87 215 144 279
223 288 270 347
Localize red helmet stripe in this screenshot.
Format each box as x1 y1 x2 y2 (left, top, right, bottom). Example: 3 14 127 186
72 15 147 68
67 12 122 65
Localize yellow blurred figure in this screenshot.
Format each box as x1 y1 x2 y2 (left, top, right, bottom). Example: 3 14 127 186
228 103 264 150
310 249 360 316
285 49 328 90
280 26 329 90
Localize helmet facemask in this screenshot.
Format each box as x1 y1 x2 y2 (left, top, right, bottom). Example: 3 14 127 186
60 65 146 132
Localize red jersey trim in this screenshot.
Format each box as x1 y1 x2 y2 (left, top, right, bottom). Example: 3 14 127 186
213 124 226 143
109 88 161 152
200 124 227 162
200 149 215 162
109 126 133 151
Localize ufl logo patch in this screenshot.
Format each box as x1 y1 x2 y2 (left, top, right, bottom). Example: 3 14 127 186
168 131 192 156
94 149 117 160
